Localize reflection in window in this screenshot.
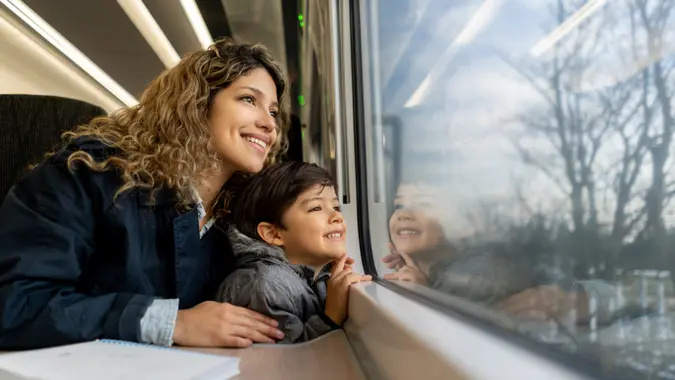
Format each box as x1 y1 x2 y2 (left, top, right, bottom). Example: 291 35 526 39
362 0 675 377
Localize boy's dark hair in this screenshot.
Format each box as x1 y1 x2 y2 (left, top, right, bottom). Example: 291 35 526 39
229 162 336 241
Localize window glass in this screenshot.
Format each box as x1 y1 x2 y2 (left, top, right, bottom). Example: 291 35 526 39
359 0 675 377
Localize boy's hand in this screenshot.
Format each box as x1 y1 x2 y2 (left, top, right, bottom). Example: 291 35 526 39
381 243 406 271
382 245 428 285
324 255 372 326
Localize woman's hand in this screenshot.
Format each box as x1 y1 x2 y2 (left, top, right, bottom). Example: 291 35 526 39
382 244 428 286
173 301 285 347
496 285 586 322
324 255 372 326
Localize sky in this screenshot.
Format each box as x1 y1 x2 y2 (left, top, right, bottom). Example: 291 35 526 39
368 0 675 240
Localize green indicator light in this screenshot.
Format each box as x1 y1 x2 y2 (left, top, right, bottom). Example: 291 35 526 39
301 130 305 139
298 14 303 21
299 21 305 28
298 95 305 106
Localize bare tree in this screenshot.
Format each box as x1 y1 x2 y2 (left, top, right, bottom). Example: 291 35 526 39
629 0 675 245
503 0 675 275
504 0 614 271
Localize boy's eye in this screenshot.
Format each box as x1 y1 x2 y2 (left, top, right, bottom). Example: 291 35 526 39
333 206 341 212
415 202 433 209
394 204 404 210
309 206 322 212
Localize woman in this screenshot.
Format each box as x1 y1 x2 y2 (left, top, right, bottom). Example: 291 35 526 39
0 39 289 349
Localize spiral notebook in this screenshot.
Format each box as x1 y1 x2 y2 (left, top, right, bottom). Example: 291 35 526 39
0 340 240 380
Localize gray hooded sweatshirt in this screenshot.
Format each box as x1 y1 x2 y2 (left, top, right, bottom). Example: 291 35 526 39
215 226 340 343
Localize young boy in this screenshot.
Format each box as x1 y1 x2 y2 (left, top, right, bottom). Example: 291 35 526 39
216 162 371 343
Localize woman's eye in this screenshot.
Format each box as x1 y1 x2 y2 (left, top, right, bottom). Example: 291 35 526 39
394 204 404 210
270 110 278 117
242 96 255 104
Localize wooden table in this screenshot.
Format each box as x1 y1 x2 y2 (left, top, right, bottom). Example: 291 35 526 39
1 331 366 380
185 331 366 380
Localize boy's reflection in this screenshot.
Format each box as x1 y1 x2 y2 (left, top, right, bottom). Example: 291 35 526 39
382 182 448 285
380 181 574 318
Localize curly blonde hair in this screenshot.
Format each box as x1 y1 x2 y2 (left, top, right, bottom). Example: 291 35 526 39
62 38 289 210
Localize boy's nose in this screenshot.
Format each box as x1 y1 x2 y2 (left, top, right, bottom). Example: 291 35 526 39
396 209 415 221
330 211 344 224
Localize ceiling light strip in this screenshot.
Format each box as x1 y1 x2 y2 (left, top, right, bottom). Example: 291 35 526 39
179 0 213 49
117 0 180 68
0 0 138 106
404 0 502 108
530 0 608 57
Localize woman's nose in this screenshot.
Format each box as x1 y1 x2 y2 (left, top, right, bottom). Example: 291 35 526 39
256 110 277 133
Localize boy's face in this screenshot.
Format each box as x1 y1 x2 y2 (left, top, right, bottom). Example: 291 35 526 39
276 185 346 267
389 183 445 256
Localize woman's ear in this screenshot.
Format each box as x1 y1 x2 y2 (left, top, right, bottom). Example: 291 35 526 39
257 222 285 247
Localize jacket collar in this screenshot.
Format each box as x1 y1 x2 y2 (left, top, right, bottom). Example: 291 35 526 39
226 225 331 283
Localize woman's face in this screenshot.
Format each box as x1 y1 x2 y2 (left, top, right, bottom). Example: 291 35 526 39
389 183 445 255
208 67 280 174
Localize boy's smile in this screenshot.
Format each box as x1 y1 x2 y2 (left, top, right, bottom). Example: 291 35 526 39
275 185 346 267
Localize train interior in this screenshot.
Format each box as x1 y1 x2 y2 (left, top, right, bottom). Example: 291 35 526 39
2 0 675 379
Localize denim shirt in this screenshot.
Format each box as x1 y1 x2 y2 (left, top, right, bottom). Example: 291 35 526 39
139 194 215 347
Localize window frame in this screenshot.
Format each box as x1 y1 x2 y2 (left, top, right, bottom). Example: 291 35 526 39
347 1 639 379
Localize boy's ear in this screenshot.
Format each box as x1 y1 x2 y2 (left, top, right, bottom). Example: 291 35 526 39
257 222 285 247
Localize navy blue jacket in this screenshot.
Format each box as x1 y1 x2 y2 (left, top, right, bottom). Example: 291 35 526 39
0 138 233 349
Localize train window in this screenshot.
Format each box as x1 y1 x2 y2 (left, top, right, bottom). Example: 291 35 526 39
353 0 675 378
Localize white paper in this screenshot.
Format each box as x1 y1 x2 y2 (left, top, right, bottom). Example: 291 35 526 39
0 341 239 380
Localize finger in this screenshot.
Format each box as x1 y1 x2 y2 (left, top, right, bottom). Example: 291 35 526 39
495 290 533 310
236 315 285 340
515 310 549 321
361 275 373 281
381 253 401 263
230 312 285 340
344 272 368 284
397 250 417 267
345 257 355 265
221 336 253 348
386 258 405 269
231 305 279 327
498 294 538 315
331 254 348 275
383 272 401 280
230 324 277 344
333 267 354 282
395 273 414 282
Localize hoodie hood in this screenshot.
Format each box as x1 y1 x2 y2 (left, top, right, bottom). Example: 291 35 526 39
226 225 331 283
227 225 286 264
